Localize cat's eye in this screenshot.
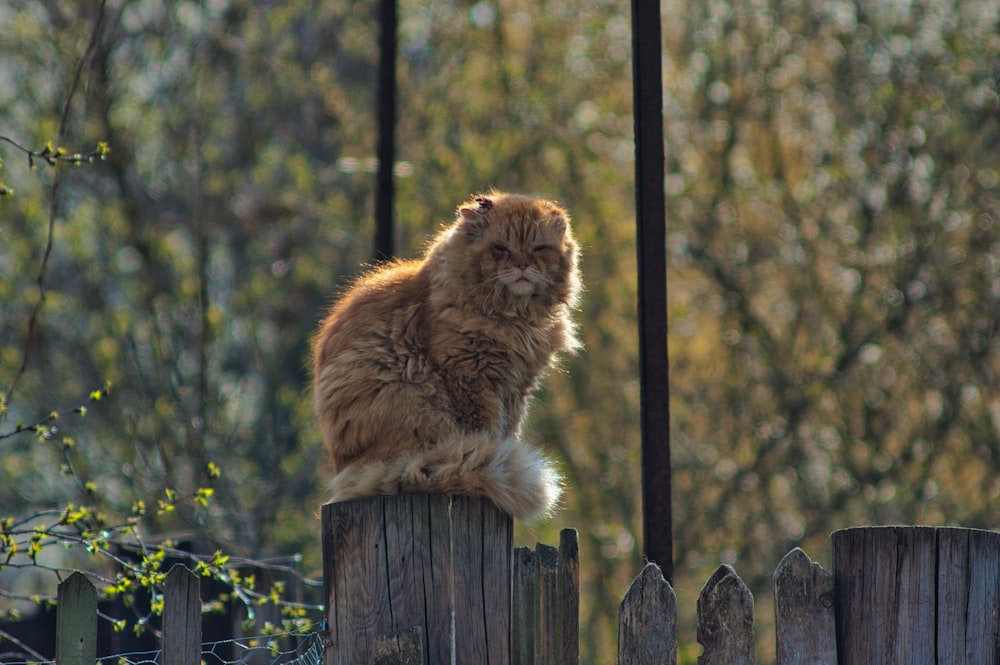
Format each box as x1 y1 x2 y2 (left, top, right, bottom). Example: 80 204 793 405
532 244 555 254
491 243 510 255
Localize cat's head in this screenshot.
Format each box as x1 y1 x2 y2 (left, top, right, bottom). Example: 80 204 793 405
434 191 580 318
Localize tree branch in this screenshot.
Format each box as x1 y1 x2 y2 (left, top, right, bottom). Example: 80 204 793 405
1 0 109 413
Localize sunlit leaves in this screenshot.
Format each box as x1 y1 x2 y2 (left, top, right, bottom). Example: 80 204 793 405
0 466 319 636
157 488 177 515
0 387 109 442
194 487 214 507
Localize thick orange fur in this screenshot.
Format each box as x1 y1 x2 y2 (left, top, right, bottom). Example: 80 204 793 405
311 191 580 520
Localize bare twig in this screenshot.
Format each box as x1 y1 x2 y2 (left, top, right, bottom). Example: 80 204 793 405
0 135 108 168
2 0 109 413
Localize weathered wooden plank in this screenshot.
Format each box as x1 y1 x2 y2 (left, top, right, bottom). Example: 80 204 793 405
379 496 427 647
448 496 511 665
324 497 391 665
513 546 537 665
483 500 514 665
773 547 836 665
55 571 97 665
323 495 511 665
696 564 753 665
937 527 971 665
962 528 1000 665
425 495 457 665
557 528 580 665
896 527 936 664
163 565 201 665
937 527 1000 664
617 562 677 665
369 627 423 665
833 526 937 665
832 525 866 661
536 543 559 664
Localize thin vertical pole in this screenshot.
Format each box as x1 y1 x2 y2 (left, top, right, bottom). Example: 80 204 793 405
630 0 672 581
374 0 397 261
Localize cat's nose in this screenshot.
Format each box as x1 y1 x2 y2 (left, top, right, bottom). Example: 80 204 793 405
512 254 529 269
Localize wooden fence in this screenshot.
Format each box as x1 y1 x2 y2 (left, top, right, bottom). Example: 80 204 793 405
26 497 1000 664
47 566 200 665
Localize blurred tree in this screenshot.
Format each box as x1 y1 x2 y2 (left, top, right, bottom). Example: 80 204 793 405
661 0 1000 658
1 0 998 662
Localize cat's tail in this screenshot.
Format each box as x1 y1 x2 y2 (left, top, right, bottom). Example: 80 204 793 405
327 434 563 522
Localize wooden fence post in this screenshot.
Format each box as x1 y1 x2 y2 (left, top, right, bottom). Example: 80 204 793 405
321 495 512 665
696 564 754 665
557 529 580 665
536 543 559 664
936 527 1000 664
833 525 1000 665
56 572 97 665
512 530 581 665
617 562 677 665
163 564 202 665
513 547 537 665
773 548 836 665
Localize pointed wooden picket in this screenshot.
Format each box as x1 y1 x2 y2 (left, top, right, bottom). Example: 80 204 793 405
696 564 754 665
773 548 836 665
618 562 677 665
55 572 97 665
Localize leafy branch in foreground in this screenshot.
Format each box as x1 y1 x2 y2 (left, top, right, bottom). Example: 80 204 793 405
1 388 320 637
0 463 322 638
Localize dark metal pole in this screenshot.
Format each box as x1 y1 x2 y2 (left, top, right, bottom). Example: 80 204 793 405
374 0 397 261
630 0 672 581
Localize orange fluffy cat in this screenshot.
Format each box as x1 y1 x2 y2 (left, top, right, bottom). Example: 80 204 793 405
311 191 581 521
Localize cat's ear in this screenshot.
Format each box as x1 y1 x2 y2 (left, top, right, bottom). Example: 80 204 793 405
458 197 494 238
459 196 494 221
548 211 569 235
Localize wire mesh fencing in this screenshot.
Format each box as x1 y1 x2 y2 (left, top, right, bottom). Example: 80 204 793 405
0 627 327 665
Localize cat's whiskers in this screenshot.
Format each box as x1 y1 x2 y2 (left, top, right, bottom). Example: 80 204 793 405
467 271 503 298
464 271 511 312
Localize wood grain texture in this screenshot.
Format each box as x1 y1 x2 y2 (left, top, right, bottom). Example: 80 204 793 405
513 546 537 665
696 564 754 665
536 544 559 665
510 532 580 665
55 572 97 665
557 529 580 665
936 527 1000 664
962 529 1000 664
834 526 937 665
370 627 423 665
773 547 836 665
163 565 201 665
937 527 970 665
322 495 512 665
617 562 677 665
830 526 1000 665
